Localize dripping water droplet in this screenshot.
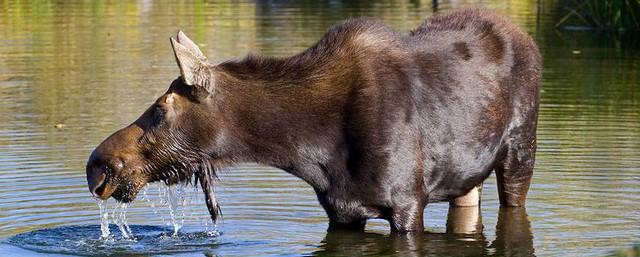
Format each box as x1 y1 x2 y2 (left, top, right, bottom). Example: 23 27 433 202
164 185 184 236
97 199 110 239
112 202 134 240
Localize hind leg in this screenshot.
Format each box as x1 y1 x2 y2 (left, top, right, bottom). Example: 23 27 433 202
451 183 483 207
495 133 536 207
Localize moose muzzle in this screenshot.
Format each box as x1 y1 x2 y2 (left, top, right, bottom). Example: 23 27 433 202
86 124 144 200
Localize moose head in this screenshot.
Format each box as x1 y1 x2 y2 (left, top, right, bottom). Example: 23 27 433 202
86 31 226 222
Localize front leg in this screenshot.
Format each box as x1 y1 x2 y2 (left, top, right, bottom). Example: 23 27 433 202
389 200 426 232
328 219 366 231
316 191 368 231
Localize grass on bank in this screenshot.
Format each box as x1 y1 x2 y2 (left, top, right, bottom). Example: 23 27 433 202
556 0 640 31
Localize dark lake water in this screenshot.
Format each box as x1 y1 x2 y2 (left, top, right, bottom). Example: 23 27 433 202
1 1 638 256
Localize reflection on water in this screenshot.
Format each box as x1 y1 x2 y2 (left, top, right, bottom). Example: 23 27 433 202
315 207 533 257
446 206 483 234
0 0 638 256
5 206 529 257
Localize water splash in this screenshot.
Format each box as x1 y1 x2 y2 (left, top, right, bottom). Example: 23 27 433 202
96 182 220 241
97 200 135 240
8 225 221 256
112 202 134 240
98 200 110 239
164 185 184 236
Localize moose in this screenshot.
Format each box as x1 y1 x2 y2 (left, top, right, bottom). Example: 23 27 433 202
86 9 540 232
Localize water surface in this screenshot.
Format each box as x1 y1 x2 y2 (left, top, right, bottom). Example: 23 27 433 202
0 1 638 256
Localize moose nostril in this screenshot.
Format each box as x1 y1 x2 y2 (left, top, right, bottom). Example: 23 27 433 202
88 172 107 197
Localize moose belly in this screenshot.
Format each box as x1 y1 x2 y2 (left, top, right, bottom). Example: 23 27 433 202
423 135 502 203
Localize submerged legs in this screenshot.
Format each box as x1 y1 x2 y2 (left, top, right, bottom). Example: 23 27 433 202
327 219 367 231
448 184 483 233
389 201 426 232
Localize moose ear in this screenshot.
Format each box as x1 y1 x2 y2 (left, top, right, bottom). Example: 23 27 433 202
176 31 207 62
170 37 206 86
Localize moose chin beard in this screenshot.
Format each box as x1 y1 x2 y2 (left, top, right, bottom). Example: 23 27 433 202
111 188 138 203
110 180 148 203
112 163 222 223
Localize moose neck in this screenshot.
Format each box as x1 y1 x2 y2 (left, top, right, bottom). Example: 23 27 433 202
214 53 353 192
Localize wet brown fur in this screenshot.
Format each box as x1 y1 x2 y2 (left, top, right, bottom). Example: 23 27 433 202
87 9 541 232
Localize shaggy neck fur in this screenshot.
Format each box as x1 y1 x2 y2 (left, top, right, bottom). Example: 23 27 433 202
206 19 405 195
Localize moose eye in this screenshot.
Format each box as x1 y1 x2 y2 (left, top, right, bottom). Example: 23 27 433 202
152 106 165 125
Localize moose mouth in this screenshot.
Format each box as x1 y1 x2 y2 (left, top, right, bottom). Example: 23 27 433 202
87 150 223 223
91 173 144 203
